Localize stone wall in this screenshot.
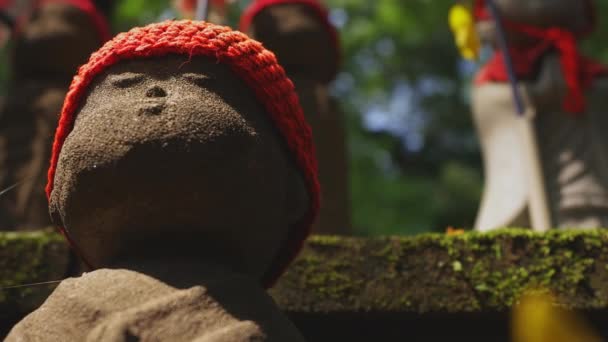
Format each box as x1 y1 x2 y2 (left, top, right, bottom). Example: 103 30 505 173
3 229 608 340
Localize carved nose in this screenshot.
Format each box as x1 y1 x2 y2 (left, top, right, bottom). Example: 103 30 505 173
146 86 167 98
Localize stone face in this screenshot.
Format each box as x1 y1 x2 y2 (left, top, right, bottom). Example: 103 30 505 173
5 229 608 340
49 56 309 278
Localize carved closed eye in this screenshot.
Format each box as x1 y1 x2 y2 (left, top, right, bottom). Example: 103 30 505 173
183 73 214 87
109 73 145 88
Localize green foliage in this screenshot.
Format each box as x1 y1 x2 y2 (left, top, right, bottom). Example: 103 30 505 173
326 0 481 234
583 0 608 60
111 0 169 31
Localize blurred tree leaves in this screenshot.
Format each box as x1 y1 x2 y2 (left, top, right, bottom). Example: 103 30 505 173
326 0 483 235
112 0 169 30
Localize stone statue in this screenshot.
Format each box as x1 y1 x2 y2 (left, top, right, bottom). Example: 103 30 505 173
7 20 318 341
0 0 111 229
471 0 608 231
241 0 351 235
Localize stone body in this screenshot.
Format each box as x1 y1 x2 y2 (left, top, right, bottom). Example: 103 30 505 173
472 0 608 231
476 0 592 46
0 2 106 229
7 25 313 339
474 58 608 230
246 1 351 234
7 267 305 342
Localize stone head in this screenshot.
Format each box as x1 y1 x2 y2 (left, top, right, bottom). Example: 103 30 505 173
240 0 340 83
474 0 595 46
14 0 111 79
47 20 319 286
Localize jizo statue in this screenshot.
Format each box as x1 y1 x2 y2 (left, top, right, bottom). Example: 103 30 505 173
0 0 111 229
470 0 608 231
7 21 317 340
241 0 351 235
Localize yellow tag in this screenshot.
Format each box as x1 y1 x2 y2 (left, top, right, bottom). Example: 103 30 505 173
512 291 601 342
448 4 480 60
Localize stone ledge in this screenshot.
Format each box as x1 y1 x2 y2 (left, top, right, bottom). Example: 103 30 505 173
272 229 608 313
272 229 608 340
3 229 608 340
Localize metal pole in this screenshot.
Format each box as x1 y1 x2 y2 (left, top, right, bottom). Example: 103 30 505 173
195 0 208 21
485 0 525 116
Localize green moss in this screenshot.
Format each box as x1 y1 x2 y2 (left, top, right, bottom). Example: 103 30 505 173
0 229 69 316
272 229 608 313
3 229 608 318
309 235 345 247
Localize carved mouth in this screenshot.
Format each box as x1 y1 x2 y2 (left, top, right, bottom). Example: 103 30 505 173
139 102 166 116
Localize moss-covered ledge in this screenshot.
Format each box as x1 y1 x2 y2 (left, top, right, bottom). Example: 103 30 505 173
272 229 608 340
4 229 608 340
272 229 608 313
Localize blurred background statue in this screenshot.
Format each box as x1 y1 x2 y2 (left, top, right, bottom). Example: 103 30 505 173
468 0 608 231
0 0 113 229
241 0 351 234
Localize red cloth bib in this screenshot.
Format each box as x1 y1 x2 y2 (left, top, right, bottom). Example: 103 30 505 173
473 0 608 114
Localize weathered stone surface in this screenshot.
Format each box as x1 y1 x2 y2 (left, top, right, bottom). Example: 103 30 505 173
4 229 608 340
273 229 608 313
273 229 608 340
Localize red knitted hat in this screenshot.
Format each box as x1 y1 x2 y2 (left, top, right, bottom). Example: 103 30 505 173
239 0 341 80
46 20 320 287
